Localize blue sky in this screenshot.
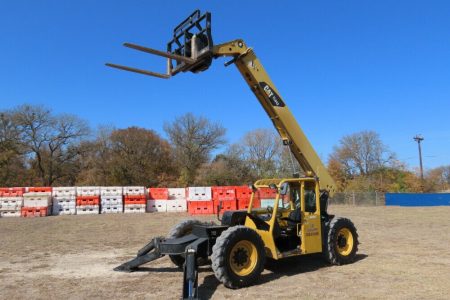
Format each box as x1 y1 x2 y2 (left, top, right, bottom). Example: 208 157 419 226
1 1 449 170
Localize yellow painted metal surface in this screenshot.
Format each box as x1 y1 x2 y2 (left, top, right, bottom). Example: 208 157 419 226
213 40 336 196
244 216 278 259
229 240 258 276
337 228 354 256
246 178 323 258
300 182 323 254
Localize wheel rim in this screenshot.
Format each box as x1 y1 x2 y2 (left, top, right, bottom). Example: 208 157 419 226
336 228 354 256
229 240 258 276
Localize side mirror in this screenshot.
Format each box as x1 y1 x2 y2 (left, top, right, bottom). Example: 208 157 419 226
268 183 278 191
280 183 289 195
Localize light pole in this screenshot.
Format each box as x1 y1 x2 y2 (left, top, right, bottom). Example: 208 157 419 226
413 135 424 189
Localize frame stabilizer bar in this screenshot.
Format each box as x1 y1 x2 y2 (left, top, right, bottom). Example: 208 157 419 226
105 63 170 79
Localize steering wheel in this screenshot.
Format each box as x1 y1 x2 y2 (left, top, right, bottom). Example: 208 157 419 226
266 206 282 219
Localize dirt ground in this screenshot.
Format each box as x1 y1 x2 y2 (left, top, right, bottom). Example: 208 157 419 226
1 206 449 300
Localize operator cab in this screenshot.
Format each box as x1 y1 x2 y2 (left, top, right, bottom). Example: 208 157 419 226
245 178 325 257
273 181 317 253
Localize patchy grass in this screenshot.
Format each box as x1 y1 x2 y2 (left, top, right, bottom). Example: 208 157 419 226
0 206 449 299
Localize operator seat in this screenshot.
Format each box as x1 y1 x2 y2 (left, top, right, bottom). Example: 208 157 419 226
282 208 301 235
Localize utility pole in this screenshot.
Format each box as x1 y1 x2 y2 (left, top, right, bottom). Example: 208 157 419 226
413 135 424 190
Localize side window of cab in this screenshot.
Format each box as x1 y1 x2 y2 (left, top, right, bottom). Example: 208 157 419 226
304 183 316 213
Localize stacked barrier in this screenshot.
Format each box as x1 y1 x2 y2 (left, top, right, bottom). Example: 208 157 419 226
259 187 277 208
212 186 237 214
0 188 24 217
100 187 123 214
124 186 146 213
147 188 169 212
166 188 188 212
0 185 272 218
76 187 100 215
236 186 261 210
187 187 213 215
52 187 77 215
22 187 52 217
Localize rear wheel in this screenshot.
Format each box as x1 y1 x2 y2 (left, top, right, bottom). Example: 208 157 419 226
211 226 266 289
323 217 359 265
167 219 205 268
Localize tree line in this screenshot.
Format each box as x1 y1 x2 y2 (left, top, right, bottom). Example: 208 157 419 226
1 104 448 192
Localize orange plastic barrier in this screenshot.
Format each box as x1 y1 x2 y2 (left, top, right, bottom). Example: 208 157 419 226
212 186 236 201
235 186 253 200
148 188 169 200
28 187 52 193
124 195 146 205
76 196 100 206
0 187 25 197
258 187 277 199
213 199 237 214
21 207 50 217
237 198 261 210
0 190 23 197
188 201 214 215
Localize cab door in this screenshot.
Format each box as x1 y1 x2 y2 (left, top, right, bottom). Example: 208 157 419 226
300 181 322 254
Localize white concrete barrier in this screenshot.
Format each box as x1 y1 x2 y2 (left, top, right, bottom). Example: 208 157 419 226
101 206 123 214
52 187 76 197
166 199 187 212
52 197 76 215
0 211 21 217
0 197 23 210
147 200 167 212
100 186 123 196
77 186 100 196
168 188 186 200
124 204 146 213
101 195 123 206
187 187 212 201
123 186 146 195
53 207 76 215
76 205 99 215
23 194 52 207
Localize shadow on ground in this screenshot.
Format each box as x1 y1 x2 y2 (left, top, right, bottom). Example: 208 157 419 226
198 253 367 299
121 253 368 299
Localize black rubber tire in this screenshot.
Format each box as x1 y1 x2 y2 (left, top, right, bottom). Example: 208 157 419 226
211 226 266 289
167 219 204 268
323 217 359 265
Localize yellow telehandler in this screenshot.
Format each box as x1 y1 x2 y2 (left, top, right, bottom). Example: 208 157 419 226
107 10 359 299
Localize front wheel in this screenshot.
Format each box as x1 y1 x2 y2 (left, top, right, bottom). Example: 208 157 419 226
211 226 266 289
323 217 359 265
167 219 205 268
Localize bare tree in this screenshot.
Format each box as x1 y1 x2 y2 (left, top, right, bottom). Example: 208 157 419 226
13 104 89 186
195 146 255 186
329 130 395 178
426 165 450 191
164 113 226 185
75 126 115 185
0 111 27 186
239 128 283 178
